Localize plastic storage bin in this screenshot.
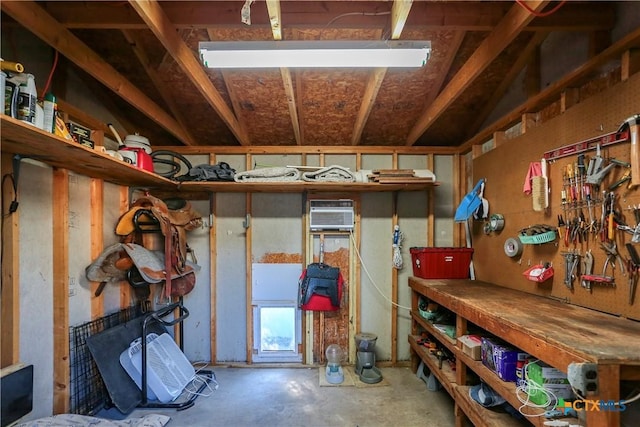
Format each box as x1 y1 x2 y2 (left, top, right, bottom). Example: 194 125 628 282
410 247 473 279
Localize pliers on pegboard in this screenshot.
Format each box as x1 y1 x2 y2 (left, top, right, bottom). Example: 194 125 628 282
601 241 626 277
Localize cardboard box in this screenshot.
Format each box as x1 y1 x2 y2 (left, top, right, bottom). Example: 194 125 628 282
410 247 473 279
458 335 482 360
526 362 573 405
481 337 528 382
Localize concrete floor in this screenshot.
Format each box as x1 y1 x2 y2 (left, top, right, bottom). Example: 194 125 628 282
125 366 456 427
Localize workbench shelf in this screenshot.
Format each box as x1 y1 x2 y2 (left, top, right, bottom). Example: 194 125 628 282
454 385 530 427
410 311 458 353
408 335 457 396
409 277 640 427
0 116 439 195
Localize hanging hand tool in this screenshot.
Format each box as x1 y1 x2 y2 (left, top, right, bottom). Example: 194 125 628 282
619 114 640 187
574 161 581 204
586 144 615 186
562 252 580 289
577 154 586 184
567 163 575 205
601 241 626 278
581 250 594 291
626 243 639 305
605 192 616 241
607 158 633 191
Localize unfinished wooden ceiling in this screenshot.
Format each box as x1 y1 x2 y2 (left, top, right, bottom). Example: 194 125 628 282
0 1 624 148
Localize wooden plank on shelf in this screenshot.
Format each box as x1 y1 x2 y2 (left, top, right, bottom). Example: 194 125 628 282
376 177 434 184
371 169 416 176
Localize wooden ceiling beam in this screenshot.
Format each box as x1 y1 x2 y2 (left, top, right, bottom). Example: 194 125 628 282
405 0 549 146
129 0 249 146
459 25 640 154
266 0 282 41
43 2 614 32
352 0 412 145
266 0 302 145
121 29 197 146
466 31 549 140
390 0 413 40
423 30 466 117
1 0 194 145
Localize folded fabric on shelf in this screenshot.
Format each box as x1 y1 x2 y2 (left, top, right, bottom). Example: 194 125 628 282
302 165 356 182
234 166 301 182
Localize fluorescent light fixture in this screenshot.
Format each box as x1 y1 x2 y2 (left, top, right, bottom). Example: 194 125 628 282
199 40 431 69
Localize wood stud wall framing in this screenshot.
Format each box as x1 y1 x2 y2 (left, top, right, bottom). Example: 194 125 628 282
52 168 70 414
1 156 19 368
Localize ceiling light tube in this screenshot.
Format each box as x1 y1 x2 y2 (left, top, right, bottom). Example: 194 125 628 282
199 40 431 69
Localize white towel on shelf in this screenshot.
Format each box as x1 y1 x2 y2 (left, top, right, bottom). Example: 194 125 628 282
302 165 356 182
234 166 301 182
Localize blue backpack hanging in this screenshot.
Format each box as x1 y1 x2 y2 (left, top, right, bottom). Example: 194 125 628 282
455 179 486 222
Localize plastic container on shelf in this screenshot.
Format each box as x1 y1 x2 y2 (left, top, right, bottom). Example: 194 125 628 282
16 73 37 126
43 92 57 134
410 247 473 279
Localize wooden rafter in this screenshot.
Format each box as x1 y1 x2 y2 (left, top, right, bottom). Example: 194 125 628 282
351 67 386 145
206 29 250 146
351 1 411 145
0 1 195 145
459 25 640 154
265 0 282 41
266 0 302 145
466 31 549 139
48 2 615 33
280 67 302 145
423 30 466 117
405 0 550 146
121 29 197 145
391 0 413 40
129 0 249 145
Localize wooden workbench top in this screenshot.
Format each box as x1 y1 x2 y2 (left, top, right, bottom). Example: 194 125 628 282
409 278 640 371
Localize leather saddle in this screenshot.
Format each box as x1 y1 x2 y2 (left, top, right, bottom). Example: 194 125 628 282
114 194 203 299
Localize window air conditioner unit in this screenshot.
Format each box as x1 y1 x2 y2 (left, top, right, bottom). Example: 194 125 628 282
309 199 354 231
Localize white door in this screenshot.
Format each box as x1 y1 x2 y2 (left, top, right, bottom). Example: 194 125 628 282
251 263 302 363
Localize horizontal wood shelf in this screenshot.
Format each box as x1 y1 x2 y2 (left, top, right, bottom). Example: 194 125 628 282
410 311 458 354
455 385 530 427
176 180 437 193
1 116 175 188
1 116 439 195
408 335 456 397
